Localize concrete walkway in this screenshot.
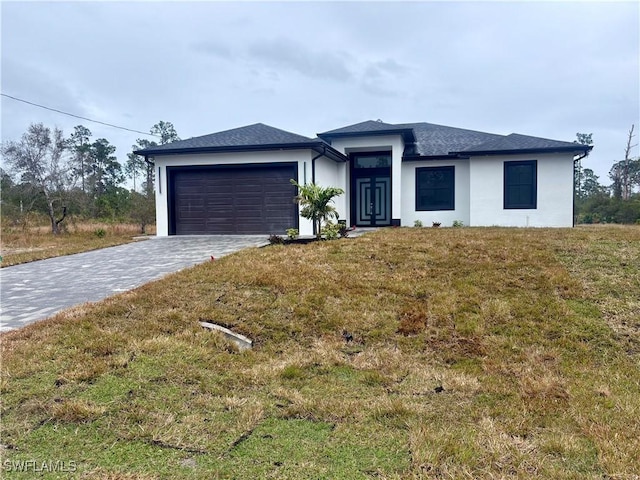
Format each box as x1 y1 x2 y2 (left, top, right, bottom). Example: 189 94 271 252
0 236 268 332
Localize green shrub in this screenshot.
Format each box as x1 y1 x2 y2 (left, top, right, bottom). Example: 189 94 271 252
322 222 340 240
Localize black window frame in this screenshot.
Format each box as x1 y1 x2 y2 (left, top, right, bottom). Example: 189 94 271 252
504 160 537 209
415 166 455 211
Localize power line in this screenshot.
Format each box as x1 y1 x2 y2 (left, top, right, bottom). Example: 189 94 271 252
1 93 160 138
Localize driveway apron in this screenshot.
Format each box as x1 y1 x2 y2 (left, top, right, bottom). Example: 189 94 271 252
0 236 268 332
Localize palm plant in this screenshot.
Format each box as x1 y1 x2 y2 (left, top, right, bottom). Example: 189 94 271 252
291 180 345 239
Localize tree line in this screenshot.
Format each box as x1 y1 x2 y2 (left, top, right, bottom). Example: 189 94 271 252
2 121 638 234
1 121 179 234
575 125 640 224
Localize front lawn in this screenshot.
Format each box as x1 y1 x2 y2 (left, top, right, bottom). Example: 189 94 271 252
1 226 638 478
0 222 154 267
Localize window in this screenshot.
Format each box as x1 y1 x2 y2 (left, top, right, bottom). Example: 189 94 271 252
416 166 455 211
353 154 391 169
504 160 537 209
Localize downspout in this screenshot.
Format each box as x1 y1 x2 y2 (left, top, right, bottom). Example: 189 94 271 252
309 147 327 236
311 147 326 184
572 151 589 227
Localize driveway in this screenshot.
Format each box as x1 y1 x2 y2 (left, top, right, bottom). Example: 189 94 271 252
0 236 268 332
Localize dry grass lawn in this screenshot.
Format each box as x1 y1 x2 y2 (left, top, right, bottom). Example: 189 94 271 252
1 226 639 479
0 222 155 267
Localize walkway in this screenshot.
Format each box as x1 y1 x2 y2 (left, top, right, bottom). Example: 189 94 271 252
0 236 268 332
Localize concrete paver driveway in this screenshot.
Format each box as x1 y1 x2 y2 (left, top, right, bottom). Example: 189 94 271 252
0 236 268 332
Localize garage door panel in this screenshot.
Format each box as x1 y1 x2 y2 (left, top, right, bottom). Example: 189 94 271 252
171 164 297 235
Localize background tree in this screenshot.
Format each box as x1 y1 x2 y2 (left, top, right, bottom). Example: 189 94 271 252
150 120 180 146
87 138 123 198
129 191 155 234
574 132 593 200
86 138 126 218
66 125 92 194
581 168 606 198
1 123 70 233
609 124 639 200
127 121 180 195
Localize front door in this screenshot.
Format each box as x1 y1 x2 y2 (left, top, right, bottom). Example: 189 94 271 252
355 175 391 226
350 152 392 227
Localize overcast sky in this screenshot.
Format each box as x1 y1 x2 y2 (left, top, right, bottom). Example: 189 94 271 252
2 1 639 183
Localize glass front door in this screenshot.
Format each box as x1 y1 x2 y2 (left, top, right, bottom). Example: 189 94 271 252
355 176 391 226
350 152 392 227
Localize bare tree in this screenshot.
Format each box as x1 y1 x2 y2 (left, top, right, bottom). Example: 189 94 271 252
610 124 639 200
2 123 70 234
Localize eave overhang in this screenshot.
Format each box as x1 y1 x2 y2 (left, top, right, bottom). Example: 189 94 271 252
318 128 417 144
402 153 470 162
449 145 593 156
135 142 348 163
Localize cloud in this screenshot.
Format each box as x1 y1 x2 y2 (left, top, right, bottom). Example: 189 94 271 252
247 37 353 82
368 58 408 76
191 41 234 60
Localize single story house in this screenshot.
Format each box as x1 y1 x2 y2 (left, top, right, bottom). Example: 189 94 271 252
135 120 592 236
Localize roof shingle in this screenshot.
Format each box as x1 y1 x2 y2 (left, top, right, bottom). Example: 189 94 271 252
319 120 590 157
455 133 585 153
397 122 503 156
135 123 315 154
136 120 591 158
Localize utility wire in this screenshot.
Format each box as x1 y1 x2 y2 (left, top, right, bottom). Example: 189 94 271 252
1 93 161 138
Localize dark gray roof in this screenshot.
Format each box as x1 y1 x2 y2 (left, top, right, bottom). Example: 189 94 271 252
397 122 503 156
454 133 587 154
319 120 410 135
135 123 317 155
320 120 591 157
136 120 591 159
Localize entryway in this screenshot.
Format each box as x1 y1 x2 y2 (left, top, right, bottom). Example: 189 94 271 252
350 152 392 227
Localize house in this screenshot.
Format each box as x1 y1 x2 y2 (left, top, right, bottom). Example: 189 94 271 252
135 120 592 236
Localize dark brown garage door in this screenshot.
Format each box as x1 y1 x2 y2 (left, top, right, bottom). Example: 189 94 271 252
168 164 298 235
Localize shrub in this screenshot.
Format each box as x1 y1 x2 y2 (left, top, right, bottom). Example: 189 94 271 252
413 220 423 228
268 234 285 245
452 220 464 228
321 222 340 240
286 228 299 240
94 228 106 238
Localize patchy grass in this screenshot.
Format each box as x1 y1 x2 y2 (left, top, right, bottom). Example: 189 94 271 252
1 226 639 478
0 222 154 267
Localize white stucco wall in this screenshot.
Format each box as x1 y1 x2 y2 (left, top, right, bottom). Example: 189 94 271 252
469 153 574 227
401 159 471 227
312 156 347 224
152 149 318 236
329 135 405 223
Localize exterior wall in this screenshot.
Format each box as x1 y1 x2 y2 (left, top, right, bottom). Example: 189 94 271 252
312 155 347 224
329 135 405 223
401 159 471 227
152 149 317 236
469 152 574 227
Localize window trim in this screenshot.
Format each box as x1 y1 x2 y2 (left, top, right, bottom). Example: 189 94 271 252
415 165 455 211
504 160 537 209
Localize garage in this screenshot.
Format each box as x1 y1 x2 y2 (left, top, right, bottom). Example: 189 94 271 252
168 163 298 235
